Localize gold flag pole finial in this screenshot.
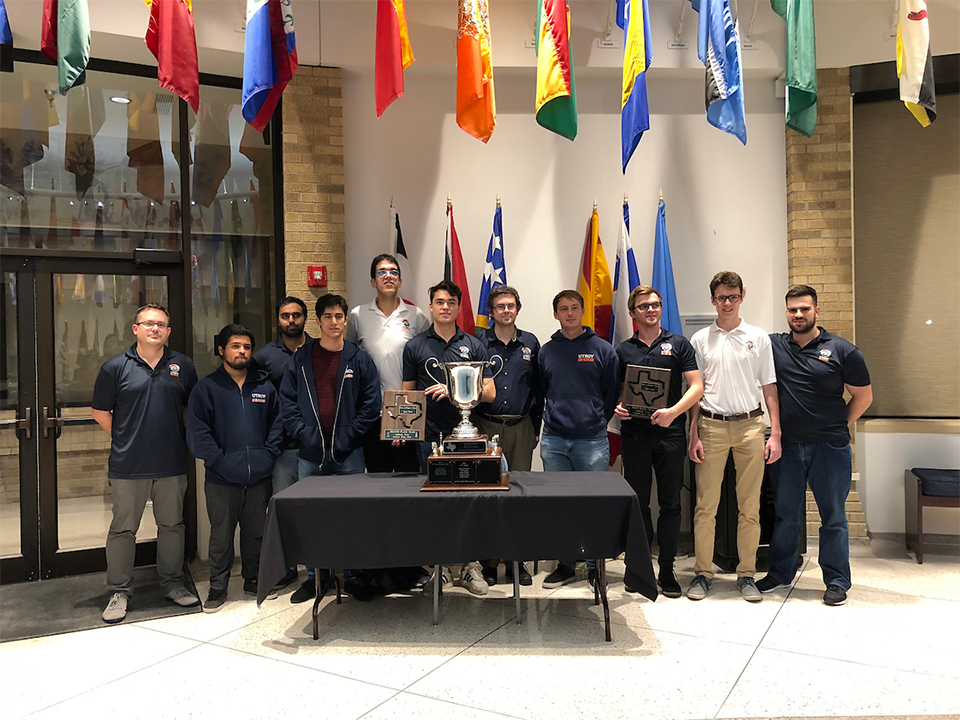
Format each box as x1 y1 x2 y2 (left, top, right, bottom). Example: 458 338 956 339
623 193 628 206
593 199 598 212
659 188 664 204
447 193 452 209
390 196 395 208
496 195 501 208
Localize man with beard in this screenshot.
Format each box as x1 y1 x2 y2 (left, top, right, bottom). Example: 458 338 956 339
757 285 872 607
187 325 282 611
252 296 310 590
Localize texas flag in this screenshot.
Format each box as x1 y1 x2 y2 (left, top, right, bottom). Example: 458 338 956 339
242 0 298 132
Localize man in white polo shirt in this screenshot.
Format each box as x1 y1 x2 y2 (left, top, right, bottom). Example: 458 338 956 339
687 271 781 602
346 253 429 472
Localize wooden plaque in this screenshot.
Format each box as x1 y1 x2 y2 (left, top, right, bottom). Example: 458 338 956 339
622 365 671 419
381 390 427 441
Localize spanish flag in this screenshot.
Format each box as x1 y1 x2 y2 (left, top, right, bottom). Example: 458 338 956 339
375 0 414 117
457 0 496 143
144 0 200 113
897 0 937 126
535 0 577 140
578 206 612 340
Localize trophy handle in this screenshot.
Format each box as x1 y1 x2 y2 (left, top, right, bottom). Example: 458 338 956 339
482 354 505 394
425 357 446 388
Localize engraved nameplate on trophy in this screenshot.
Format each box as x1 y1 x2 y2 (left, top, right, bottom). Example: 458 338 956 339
622 365 671 419
381 390 427 441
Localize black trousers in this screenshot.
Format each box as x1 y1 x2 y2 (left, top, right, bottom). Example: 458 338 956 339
362 418 421 473
205 478 271 592
620 430 685 569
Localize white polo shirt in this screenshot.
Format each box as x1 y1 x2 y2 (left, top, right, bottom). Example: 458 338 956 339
691 319 777 416
346 298 430 395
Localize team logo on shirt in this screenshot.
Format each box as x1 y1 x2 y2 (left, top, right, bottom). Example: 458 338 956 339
459 345 471 359
251 392 268 403
660 342 673 356
818 349 832 362
169 363 181 377
343 368 355 379
744 341 755 355
521 347 532 361
402 319 411 332
578 354 595 362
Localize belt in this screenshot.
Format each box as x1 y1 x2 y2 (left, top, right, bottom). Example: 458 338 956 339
699 406 763 422
476 412 528 427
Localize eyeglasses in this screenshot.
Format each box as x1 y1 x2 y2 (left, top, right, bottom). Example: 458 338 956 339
712 294 742 304
376 268 400 278
135 321 169 329
633 302 662 312
492 303 517 312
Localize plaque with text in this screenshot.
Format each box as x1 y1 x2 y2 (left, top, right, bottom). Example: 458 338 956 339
381 390 426 441
622 365 671 419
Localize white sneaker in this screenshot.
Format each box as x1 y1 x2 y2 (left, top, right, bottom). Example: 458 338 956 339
423 566 453 594
459 562 489 596
102 592 128 623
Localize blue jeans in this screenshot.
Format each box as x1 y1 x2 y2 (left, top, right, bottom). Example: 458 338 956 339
271 448 300 495
768 440 853 590
540 432 609 571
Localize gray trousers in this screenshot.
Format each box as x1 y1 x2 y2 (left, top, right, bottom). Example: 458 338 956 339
106 475 187 597
205 479 271 592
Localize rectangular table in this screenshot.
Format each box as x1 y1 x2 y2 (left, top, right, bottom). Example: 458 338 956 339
257 471 658 640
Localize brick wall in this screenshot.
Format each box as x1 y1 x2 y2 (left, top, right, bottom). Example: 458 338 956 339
281 67 346 305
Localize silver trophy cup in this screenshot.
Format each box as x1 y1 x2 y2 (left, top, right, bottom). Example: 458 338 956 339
425 356 503 440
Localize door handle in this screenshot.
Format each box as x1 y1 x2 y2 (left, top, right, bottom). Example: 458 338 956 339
0 407 32 439
41 406 64 439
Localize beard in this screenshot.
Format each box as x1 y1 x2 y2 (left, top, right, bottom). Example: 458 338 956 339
281 323 304 338
224 357 250 371
791 317 817 334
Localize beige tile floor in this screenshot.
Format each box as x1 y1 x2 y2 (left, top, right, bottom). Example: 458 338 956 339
1 540 958 720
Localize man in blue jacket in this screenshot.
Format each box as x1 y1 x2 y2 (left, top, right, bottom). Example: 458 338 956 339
187 324 282 612
280 294 381 603
538 290 620 589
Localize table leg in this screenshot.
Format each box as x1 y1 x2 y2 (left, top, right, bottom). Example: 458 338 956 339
596 560 611 642
311 569 341 641
512 560 521 625
433 564 440 626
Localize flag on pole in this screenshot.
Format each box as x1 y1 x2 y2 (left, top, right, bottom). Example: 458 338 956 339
64 84 104 198
476 202 506 331
1 0 14 73
41 0 90 94
610 199 640 346
127 93 165 203
535 0 577 140
617 0 651 171
242 0 298 132
444 199 475 334
771 0 818 137
652 199 681 335
389 201 415 304
144 0 200 113
690 0 747 145
897 0 937 126
578 205 613 339
457 0 496 143
375 0 414 117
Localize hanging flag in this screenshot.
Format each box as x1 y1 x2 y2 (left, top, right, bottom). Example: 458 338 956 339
55 274 64 306
64 84 105 198
577 206 613 339
1 0 14 73
92 318 99 356
192 253 202 306
375 0 414 117
113 273 122 308
72 273 86 302
242 0 298 131
617 0 651 171
127 92 165 203
166 181 180 250
6 272 15 307
475 202 506 331
249 179 261 232
771 0 817 137
18 195 30 245
45 180 59 248
456 0 496 143
78 319 87 354
144 0 200 113
193 102 232 207
444 199 475 334
897 0 937 126
610 199 641 346
211 199 222 312
389 201 416 305
652 199 681 335
690 0 747 145
94 274 104 307
59 321 70 380
239 122 268 185
535 0 577 140
41 0 90 94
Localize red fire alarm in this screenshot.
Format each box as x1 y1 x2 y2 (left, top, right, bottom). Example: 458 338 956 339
307 265 327 287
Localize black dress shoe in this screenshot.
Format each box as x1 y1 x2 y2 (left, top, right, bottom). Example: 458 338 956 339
482 566 498 586
658 567 682 598
290 578 316 604
505 562 533 586
344 577 376 602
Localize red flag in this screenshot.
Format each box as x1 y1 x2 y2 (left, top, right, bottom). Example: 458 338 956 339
40 0 58 63
144 0 199 113
444 199 474 335
375 0 415 117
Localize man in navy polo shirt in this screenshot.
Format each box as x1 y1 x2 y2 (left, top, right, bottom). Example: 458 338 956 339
92 303 200 623
613 285 703 598
757 285 873 606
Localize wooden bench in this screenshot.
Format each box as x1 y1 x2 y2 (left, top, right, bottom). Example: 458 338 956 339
904 468 960 564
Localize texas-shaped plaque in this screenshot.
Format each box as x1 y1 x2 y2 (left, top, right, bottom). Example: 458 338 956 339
381 390 426 441
622 365 671 419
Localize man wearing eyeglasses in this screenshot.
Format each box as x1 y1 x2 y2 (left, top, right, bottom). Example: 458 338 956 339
687 271 781 603
346 254 429 472
93 303 200 623
613 285 703 598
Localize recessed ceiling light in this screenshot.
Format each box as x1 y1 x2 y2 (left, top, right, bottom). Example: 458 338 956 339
110 96 132 104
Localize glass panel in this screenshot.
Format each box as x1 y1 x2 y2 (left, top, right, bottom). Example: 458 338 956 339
54 273 166 552
189 86 276 380
0 271 20 559
0 64 181 252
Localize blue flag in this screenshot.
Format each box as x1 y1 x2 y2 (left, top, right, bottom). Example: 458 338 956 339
610 201 641 345
690 0 747 145
242 0 299 132
475 205 507 331
652 200 681 335
616 0 652 172
0 0 13 73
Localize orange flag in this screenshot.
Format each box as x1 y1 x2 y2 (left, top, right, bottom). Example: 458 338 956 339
375 0 414 117
456 0 496 143
577 206 612 339
144 0 199 113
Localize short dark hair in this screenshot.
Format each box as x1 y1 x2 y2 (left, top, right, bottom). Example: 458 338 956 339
135 302 170 323
785 284 818 306
276 296 308 318
627 285 662 312
316 293 349 317
552 289 584 313
487 285 521 312
429 280 462 303
709 271 744 295
370 253 400 279
216 324 255 356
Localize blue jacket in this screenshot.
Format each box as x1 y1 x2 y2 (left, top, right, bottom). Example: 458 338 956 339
186 366 282 487
279 337 381 465
538 327 620 439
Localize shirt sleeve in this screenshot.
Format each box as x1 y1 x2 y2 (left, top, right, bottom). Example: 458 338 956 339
414 308 430 334
182 358 199 404
676 337 698 373
841 346 871 387
344 308 360 344
92 361 117 412
755 333 777 386
402 341 417 384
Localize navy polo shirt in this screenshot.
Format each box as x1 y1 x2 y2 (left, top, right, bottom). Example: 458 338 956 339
252 333 311 388
770 327 871 444
474 326 543 434
616 329 698 437
92 345 198 479
402 324 492 441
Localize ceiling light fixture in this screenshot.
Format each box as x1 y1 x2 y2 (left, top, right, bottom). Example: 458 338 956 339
109 96 132 104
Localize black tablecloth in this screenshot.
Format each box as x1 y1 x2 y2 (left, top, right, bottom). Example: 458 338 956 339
257 471 658 603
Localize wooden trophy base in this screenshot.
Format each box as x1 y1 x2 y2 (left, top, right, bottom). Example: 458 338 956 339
422 446 510 492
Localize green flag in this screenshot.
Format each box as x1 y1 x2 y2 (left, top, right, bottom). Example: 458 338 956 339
58 0 91 94
772 0 817 137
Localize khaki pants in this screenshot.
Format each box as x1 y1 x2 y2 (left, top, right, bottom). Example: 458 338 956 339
693 416 766 579
475 416 535 472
